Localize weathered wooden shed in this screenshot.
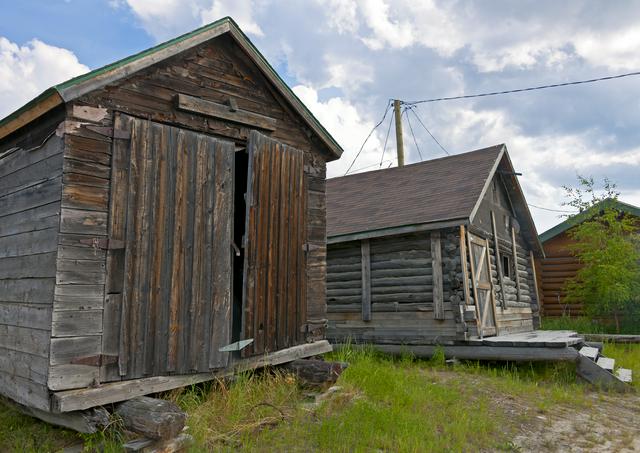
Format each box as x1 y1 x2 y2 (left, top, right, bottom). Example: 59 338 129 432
325 146 544 346
537 198 640 317
0 17 341 415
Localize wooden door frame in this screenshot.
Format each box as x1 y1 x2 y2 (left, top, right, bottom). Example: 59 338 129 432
466 231 499 338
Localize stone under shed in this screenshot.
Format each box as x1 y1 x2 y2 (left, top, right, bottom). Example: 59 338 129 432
0 17 341 425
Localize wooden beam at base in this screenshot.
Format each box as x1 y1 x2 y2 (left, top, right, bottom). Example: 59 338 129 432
338 343 580 362
52 340 332 413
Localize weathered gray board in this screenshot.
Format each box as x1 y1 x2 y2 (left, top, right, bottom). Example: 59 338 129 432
0 131 64 411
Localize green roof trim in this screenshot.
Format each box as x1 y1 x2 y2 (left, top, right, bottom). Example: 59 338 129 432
0 17 343 158
539 198 640 243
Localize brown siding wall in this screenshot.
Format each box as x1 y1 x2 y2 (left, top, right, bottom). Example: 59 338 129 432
538 232 583 317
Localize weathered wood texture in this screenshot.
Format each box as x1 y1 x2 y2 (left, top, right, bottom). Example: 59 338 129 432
107 115 234 381
242 131 307 355
0 120 64 410
52 340 332 412
115 396 186 440
469 174 538 335
281 359 348 385
326 231 464 344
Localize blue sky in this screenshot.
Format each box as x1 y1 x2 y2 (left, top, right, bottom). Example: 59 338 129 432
2 0 640 232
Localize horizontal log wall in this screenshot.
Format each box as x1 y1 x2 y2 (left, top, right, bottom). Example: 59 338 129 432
327 231 464 345
0 111 65 410
538 231 583 317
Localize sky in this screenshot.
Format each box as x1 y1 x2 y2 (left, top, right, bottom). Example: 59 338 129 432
2 0 640 233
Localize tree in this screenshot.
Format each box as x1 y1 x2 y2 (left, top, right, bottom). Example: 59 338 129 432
561 176 640 332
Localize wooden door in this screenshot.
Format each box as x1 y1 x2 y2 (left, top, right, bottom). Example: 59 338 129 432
467 233 497 337
241 131 306 356
103 114 235 381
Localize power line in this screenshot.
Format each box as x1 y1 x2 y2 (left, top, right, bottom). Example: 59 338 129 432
407 106 450 156
345 101 392 175
405 70 640 105
380 107 394 168
403 107 423 161
528 203 577 213
350 158 397 174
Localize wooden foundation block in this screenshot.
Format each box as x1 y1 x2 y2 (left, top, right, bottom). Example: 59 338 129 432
115 397 186 440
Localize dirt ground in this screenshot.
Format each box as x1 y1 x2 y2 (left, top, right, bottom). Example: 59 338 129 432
505 389 640 452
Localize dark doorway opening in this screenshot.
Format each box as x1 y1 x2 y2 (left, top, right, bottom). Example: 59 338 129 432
232 149 248 342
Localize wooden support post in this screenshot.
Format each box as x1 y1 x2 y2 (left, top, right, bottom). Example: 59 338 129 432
361 239 371 321
490 211 507 309
511 227 521 301
431 231 445 320
529 250 542 328
393 100 405 167
459 225 471 306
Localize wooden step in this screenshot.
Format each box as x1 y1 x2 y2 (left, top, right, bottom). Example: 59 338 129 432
576 355 628 391
596 357 615 372
579 346 599 361
616 368 633 383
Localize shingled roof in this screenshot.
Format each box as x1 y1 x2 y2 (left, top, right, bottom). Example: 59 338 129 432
327 144 542 256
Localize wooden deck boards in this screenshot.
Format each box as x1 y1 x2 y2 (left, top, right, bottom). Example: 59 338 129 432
467 330 582 348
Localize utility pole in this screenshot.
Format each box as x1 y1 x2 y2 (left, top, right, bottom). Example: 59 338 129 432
393 99 405 167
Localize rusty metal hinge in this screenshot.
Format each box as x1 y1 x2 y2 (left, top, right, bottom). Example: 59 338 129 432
85 125 131 140
79 238 126 250
71 354 118 367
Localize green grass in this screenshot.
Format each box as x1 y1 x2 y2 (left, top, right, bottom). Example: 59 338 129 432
1 344 639 452
540 315 640 335
603 343 640 389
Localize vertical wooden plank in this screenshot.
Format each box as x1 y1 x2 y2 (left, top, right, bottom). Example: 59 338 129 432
156 125 177 374
209 139 233 369
529 250 541 326
431 231 445 320
200 138 216 371
167 130 187 372
490 211 507 309
484 238 499 335
189 137 207 371
459 225 471 306
466 231 482 337
241 136 257 357
275 144 290 349
132 120 154 378
296 150 307 344
360 239 371 322
102 114 131 382
511 226 521 301
286 151 299 346
118 119 141 377
179 131 197 374
147 124 167 375
265 140 280 352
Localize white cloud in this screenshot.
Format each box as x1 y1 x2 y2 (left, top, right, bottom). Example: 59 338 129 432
0 37 89 118
293 85 387 177
120 0 265 41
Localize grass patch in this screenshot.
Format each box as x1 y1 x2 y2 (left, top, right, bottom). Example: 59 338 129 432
2 344 639 452
540 315 639 335
603 343 640 389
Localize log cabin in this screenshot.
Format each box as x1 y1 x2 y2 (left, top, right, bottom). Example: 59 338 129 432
537 198 640 317
326 145 544 346
0 17 341 416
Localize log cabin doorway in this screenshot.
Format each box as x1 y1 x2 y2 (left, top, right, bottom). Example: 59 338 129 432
467 233 498 337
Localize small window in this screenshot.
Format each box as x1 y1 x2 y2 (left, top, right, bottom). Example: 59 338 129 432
502 255 511 278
